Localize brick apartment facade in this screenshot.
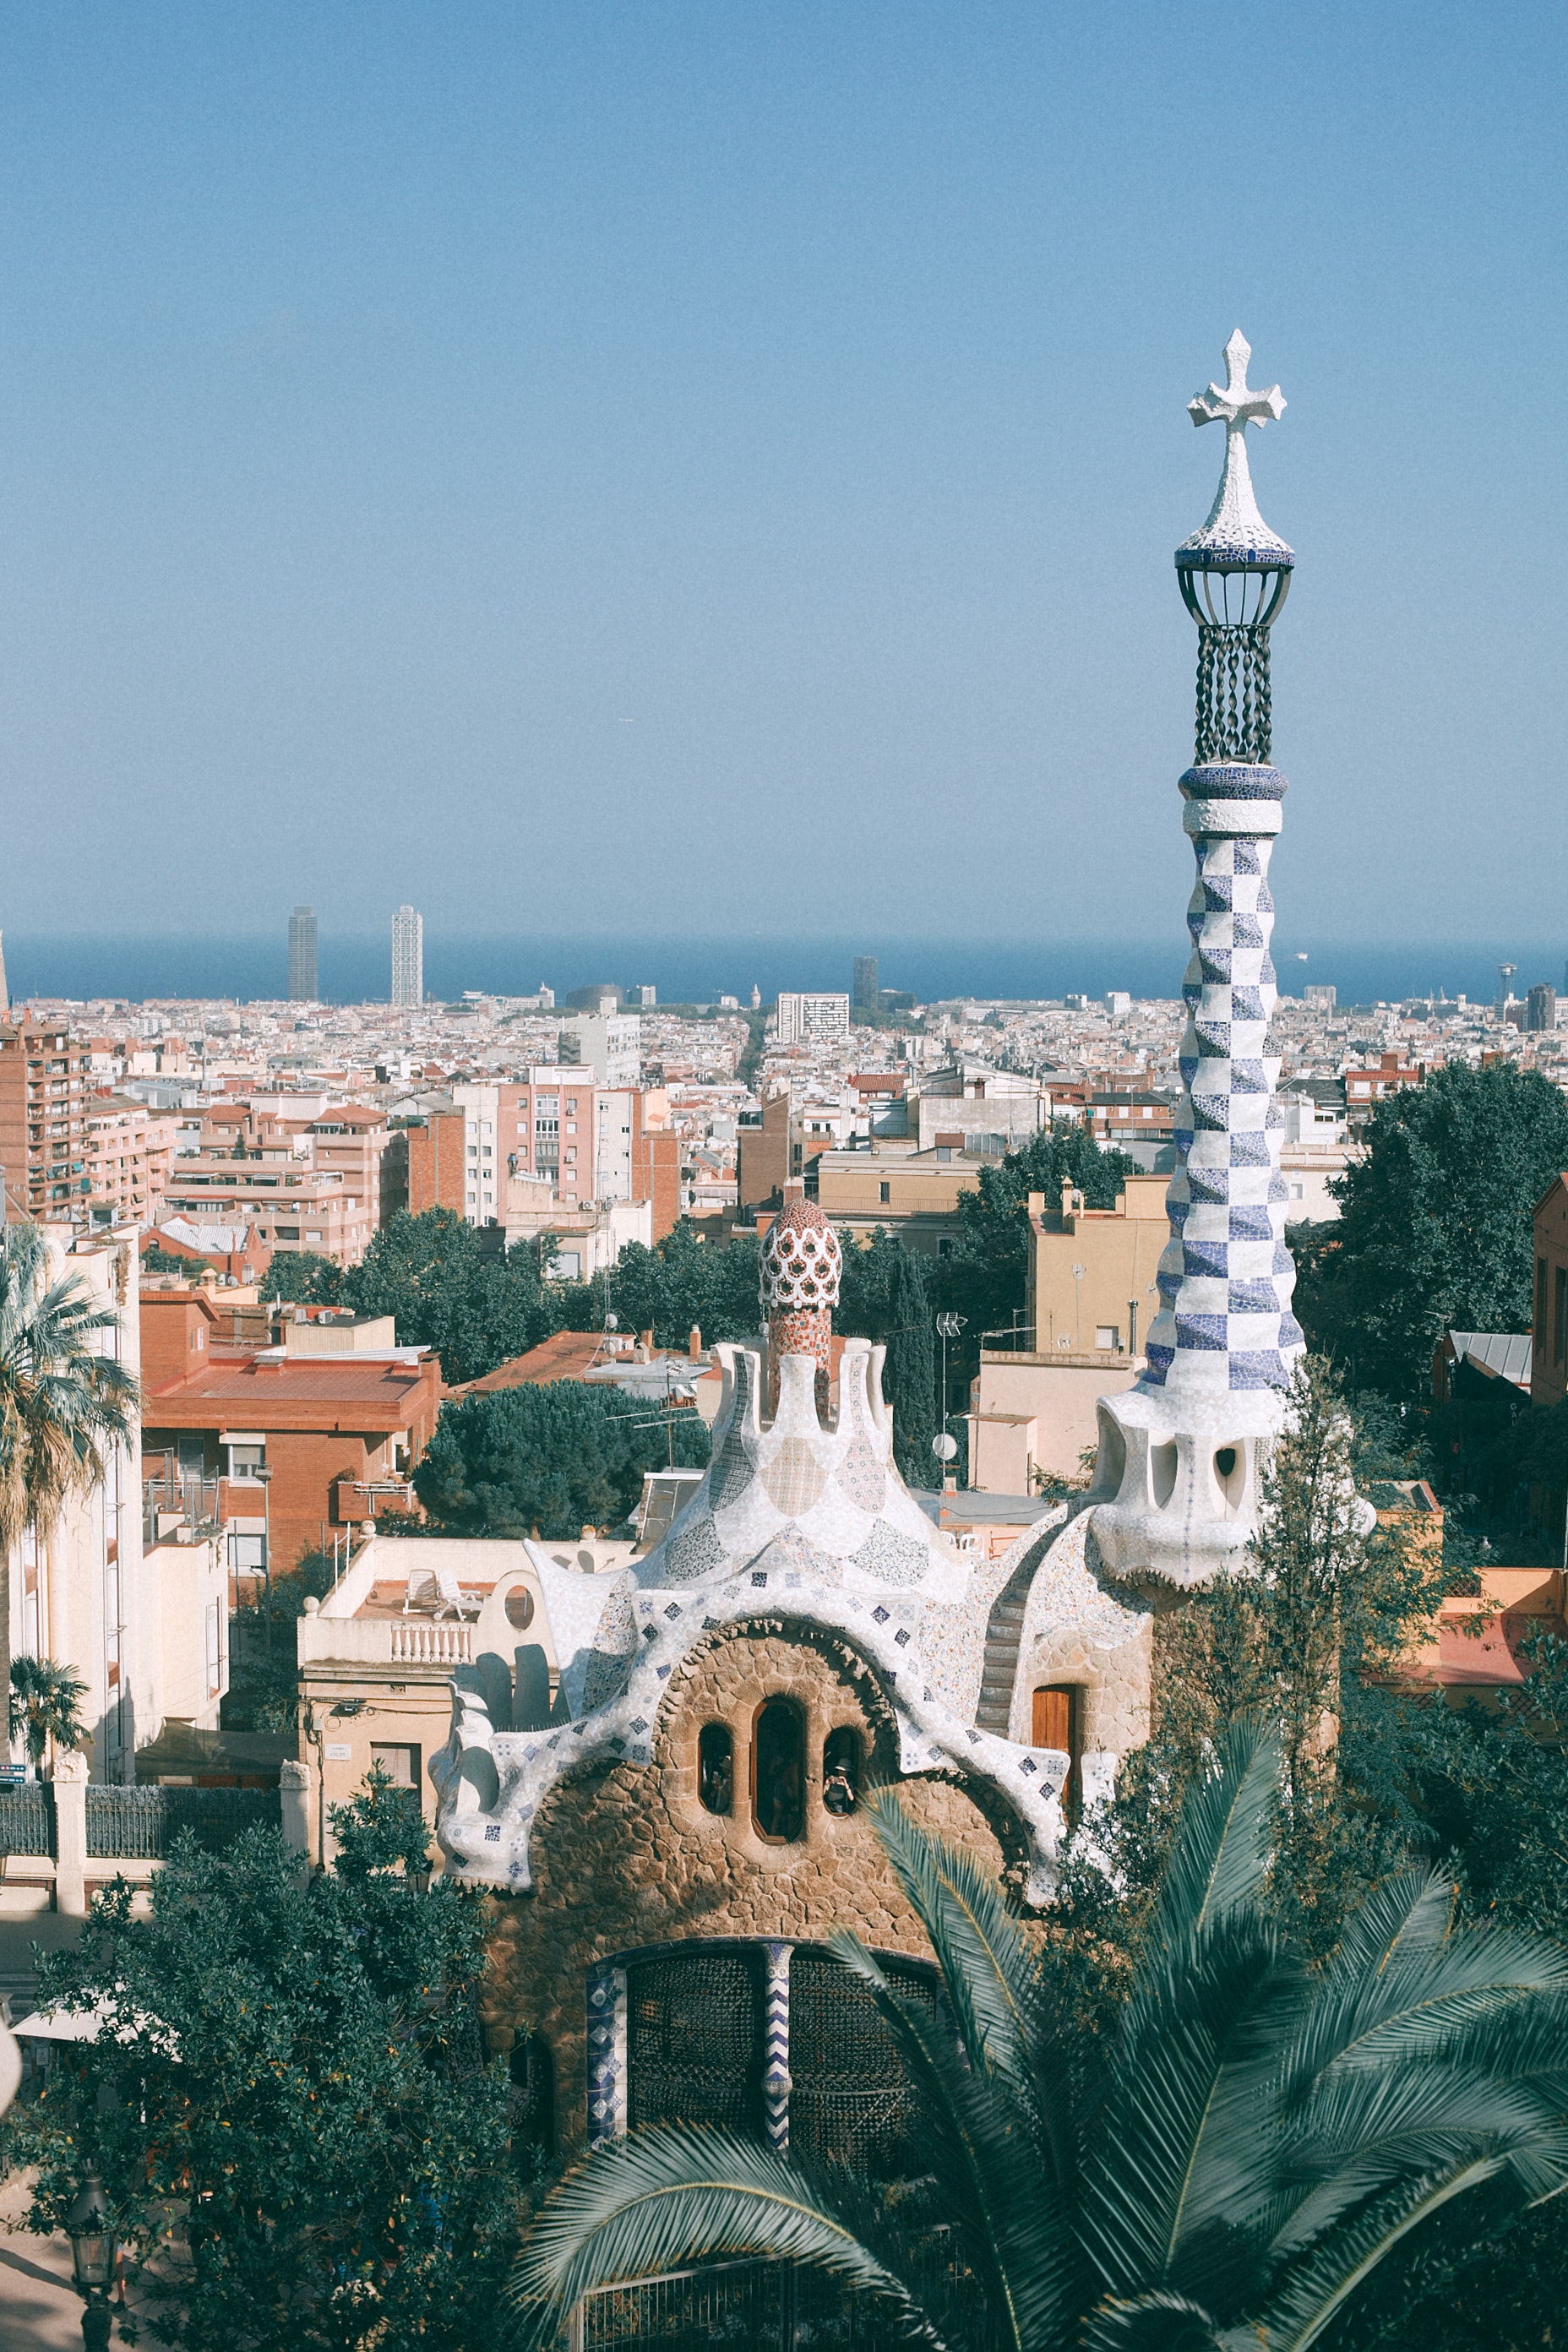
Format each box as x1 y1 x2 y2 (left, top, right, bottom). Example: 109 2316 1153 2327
140 1288 443 1577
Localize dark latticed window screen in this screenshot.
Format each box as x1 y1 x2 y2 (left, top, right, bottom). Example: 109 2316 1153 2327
788 1952 938 2176
627 1948 765 2137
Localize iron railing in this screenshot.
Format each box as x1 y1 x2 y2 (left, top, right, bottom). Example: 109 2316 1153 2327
0 1786 53 1858
84 1785 279 1860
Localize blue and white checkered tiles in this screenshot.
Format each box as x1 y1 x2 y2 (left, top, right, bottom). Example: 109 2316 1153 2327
1142 765 1304 1396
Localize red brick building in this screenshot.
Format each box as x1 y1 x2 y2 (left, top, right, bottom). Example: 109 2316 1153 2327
140 1288 444 1578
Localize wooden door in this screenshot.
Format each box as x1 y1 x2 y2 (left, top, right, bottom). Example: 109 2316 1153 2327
1032 1685 1075 1753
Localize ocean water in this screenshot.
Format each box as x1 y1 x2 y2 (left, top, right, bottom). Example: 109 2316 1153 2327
3 931 1561 1015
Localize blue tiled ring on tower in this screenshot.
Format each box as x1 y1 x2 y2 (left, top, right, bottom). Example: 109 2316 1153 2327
1087 332 1305 1590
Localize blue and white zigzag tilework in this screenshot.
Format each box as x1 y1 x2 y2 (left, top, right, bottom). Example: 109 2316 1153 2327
1142 765 1304 1396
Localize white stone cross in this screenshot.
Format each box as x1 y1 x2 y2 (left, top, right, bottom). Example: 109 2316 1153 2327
1179 330 1292 565
1188 329 1285 438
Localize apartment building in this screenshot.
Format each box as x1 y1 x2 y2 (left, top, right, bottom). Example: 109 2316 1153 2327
160 1098 389 1266
775 992 850 1046
140 1288 443 1579
406 1075 678 1238
557 1012 641 1086
812 1145 986 1256
0 1021 95 1222
1026 1173 1170 1358
85 1095 178 1228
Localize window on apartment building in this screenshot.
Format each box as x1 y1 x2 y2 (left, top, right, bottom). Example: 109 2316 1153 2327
1556 1266 1567 1368
1096 1326 1121 1351
371 1742 422 1789
564 1121 576 1135
565 1097 578 1113
226 1441 265 1478
1538 1257 1549 1348
879 1181 890 1205
275 1225 300 1241
467 1145 478 1157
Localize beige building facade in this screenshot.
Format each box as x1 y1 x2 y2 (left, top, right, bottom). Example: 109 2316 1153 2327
965 1345 1143 1493
1026 1173 1169 1358
813 1146 984 1255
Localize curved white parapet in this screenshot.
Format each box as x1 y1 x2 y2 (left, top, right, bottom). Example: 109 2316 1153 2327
428 1342 1117 1904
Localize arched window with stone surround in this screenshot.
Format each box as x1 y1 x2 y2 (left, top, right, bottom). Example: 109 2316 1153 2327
751 1698 805 1843
698 1721 733 1816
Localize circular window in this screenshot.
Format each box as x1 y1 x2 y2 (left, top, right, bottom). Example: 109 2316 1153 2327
504 1586 536 1630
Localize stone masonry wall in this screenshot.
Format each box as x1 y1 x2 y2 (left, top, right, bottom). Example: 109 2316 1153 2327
480 1622 1010 2152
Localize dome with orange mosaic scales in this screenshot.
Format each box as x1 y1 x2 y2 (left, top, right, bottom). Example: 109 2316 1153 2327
758 1194 842 1317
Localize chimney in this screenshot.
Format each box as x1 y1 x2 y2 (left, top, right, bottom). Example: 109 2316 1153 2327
689 1324 703 1360
783 1177 804 1205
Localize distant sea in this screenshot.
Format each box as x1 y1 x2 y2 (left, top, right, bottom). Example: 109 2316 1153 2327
4 933 1564 1015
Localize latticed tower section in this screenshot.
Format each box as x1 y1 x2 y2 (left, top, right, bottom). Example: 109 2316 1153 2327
759 1181 842 1418
1086 332 1304 1589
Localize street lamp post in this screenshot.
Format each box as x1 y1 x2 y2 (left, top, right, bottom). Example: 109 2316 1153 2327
65 2165 115 2349
934 1311 966 1480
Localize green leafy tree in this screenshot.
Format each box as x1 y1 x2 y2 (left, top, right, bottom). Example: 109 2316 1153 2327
414 1380 710 1540
935 1124 1137 1358
882 1245 936 1486
10 1812 525 2352
329 1760 433 1879
7 1654 86 1767
585 1222 762 1352
259 1249 346 1305
1293 1059 1568 1399
0 1220 139 1718
834 1226 909 1343
513 1727 1568 2351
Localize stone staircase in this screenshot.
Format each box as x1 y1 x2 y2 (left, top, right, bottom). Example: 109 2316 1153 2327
974 1548 1044 1737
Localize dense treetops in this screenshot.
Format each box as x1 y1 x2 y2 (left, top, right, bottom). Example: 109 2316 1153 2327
1293 1059 1568 1400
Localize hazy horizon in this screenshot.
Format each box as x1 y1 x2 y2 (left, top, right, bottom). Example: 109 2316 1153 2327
3 928 1559 1015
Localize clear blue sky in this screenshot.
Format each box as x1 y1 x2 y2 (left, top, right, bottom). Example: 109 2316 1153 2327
0 3 1561 961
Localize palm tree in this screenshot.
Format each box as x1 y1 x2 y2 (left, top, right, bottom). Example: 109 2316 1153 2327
0 1221 139 1741
513 1725 1568 2349
8 1654 86 1767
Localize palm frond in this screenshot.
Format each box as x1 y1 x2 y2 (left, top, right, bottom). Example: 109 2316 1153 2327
1149 1719 1279 1952
825 1927 1078 2349
1324 1869 1453 1985
508 2124 945 2347
1244 2156 1513 2352
863 1790 1043 2097
1081 2286 1226 2351
1079 1914 1301 2299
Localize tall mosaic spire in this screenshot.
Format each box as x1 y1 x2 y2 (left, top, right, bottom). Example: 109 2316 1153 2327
1087 331 1304 1588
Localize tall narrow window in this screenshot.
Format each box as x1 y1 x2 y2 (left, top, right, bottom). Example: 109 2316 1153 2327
1556 1267 1567 1368
509 2032 556 2167
698 1722 733 1816
752 1699 805 1843
1032 1685 1083 1821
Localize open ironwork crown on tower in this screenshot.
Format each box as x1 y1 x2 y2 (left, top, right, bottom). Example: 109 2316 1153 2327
1176 330 1293 765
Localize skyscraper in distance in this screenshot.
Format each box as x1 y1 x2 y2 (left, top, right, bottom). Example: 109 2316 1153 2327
288 906 318 1002
392 905 424 1008
852 955 878 1013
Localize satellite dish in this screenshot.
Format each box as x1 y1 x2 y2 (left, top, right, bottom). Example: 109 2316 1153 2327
932 1433 959 1462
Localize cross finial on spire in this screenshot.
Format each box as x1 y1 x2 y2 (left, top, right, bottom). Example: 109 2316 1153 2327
1189 329 1285 438
1177 329 1293 570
